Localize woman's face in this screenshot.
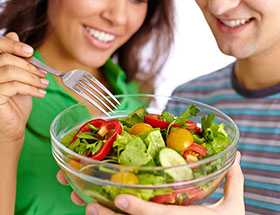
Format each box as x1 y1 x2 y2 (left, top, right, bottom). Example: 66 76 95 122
196 0 280 59
48 0 148 68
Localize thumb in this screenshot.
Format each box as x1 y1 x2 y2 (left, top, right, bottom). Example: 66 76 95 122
222 151 244 206
114 194 167 215
5 32 20 42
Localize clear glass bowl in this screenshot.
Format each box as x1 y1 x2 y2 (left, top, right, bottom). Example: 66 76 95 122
50 94 239 212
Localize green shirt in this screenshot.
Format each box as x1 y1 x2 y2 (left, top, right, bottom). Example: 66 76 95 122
15 51 139 215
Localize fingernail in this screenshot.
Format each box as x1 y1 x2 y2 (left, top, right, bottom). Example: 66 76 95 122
40 78 49 85
39 89 46 95
38 68 47 75
87 205 98 215
22 45 33 54
115 196 129 210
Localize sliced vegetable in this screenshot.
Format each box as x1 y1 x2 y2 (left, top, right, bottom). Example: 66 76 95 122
144 114 200 134
150 193 177 204
166 129 193 151
144 114 171 129
69 119 122 160
156 147 193 181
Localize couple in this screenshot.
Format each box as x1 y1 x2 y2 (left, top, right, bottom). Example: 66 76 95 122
0 0 279 215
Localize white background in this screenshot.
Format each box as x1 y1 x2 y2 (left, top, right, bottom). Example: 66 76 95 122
156 0 234 95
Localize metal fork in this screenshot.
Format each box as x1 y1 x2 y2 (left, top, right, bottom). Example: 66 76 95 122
0 35 120 116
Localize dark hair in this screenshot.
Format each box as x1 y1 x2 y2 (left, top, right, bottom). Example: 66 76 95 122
0 0 175 93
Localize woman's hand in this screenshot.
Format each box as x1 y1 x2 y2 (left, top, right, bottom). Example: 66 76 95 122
0 32 48 151
57 152 244 215
0 32 49 215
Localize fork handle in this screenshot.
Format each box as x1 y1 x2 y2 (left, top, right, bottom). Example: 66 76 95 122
0 34 63 77
28 57 63 77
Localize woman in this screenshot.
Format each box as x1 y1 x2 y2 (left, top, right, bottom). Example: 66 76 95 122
0 0 175 214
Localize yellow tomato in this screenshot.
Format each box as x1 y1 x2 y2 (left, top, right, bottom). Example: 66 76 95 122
129 123 153 135
110 172 139 185
166 129 193 151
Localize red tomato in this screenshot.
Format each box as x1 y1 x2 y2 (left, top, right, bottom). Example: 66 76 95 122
186 120 200 134
166 129 194 151
185 143 208 157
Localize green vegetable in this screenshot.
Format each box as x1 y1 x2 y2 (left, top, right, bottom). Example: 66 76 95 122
145 130 166 157
118 136 154 166
155 147 193 181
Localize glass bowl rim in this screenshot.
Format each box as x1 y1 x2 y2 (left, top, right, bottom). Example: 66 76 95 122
50 94 239 171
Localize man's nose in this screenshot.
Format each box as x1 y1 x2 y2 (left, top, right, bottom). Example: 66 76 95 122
208 0 241 15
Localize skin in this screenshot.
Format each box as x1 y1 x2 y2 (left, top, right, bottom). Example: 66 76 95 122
57 152 244 215
0 0 148 214
196 0 280 90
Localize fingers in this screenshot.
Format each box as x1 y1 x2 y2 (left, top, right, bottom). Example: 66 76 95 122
0 33 33 57
0 53 47 78
56 170 69 185
86 202 122 215
71 191 86 206
113 195 168 215
0 64 48 87
0 81 47 104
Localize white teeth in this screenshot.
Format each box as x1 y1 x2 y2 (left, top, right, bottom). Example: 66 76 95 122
86 26 115 43
221 18 250 28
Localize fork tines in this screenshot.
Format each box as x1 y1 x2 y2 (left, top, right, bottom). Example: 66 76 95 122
74 73 119 116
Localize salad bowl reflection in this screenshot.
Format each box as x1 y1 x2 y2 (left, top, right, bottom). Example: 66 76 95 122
50 94 239 212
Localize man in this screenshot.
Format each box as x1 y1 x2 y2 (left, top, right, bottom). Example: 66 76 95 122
171 0 280 214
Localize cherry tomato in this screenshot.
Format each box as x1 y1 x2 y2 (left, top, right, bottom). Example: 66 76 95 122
183 151 199 163
110 172 139 185
166 129 194 151
129 123 153 135
187 143 208 157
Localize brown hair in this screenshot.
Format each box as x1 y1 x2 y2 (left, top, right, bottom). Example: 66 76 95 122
0 0 175 93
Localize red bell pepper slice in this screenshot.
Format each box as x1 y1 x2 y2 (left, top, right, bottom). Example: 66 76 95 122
144 114 200 133
69 119 122 161
150 186 206 205
144 114 170 129
150 193 177 204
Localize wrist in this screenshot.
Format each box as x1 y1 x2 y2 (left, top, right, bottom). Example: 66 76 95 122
0 136 25 158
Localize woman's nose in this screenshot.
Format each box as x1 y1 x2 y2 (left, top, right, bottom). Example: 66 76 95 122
208 0 241 15
101 0 128 26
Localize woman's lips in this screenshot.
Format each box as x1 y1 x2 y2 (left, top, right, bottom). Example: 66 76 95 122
83 25 117 50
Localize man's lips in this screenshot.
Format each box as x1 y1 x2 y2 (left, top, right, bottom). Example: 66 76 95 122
216 17 254 34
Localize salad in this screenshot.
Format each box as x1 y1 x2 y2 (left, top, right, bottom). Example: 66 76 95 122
61 104 231 205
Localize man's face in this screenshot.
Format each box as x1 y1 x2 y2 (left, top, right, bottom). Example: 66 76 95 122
196 0 280 59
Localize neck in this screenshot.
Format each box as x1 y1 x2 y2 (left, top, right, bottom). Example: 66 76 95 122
235 48 280 90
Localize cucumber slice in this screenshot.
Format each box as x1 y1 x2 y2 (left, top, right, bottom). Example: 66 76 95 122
157 147 193 181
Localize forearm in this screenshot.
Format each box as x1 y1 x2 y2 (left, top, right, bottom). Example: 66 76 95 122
0 140 23 215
